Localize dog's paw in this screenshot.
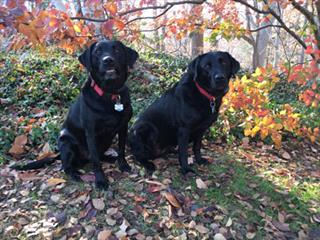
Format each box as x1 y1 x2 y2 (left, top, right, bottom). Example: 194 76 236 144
66 170 82 182
196 158 209 165
95 179 109 190
144 162 156 175
181 166 196 176
119 162 131 172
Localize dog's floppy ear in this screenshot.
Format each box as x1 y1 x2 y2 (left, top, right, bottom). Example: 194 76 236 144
125 46 139 68
226 52 240 76
187 54 204 79
78 42 97 71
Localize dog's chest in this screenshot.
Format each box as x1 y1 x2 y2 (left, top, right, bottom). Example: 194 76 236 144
92 114 123 137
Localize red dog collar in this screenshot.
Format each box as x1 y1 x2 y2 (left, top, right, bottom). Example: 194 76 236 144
90 79 120 101
194 80 216 102
90 80 104 96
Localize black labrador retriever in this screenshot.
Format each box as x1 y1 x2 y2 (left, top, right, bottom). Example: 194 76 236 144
13 40 138 189
129 51 239 175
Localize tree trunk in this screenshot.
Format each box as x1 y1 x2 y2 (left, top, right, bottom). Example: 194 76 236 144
190 5 203 58
153 3 160 50
253 2 278 68
191 31 203 58
273 30 280 67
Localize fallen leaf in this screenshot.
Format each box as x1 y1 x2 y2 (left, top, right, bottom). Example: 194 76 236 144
80 174 95 182
97 229 112 240
246 232 256 239
18 172 43 181
106 207 118 215
310 170 320 178
47 178 66 187
127 228 139 236
115 219 129 238
106 217 116 226
144 179 166 187
278 212 286 223
9 135 28 155
92 198 105 210
188 220 196 228
272 220 291 232
147 185 164 193
134 195 146 202
37 142 57 160
298 230 308 240
50 194 60 202
281 151 291 160
196 178 208 189
225 217 232 227
312 214 320 223
242 137 250 147
214 233 226 240
142 209 149 221
162 191 181 208
195 224 209 234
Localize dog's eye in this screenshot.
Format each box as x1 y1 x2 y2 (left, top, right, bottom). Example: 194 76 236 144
113 46 120 53
219 58 227 65
206 63 211 68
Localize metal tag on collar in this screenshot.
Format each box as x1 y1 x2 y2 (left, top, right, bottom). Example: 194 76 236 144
210 100 215 114
114 96 124 112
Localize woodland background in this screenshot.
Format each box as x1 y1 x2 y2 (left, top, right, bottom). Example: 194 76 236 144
0 0 319 239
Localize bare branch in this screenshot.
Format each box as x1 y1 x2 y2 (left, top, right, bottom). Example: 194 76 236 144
234 0 308 51
261 0 307 50
242 35 255 46
249 24 283 32
70 0 206 22
291 0 315 25
233 0 269 14
125 5 174 25
118 0 206 16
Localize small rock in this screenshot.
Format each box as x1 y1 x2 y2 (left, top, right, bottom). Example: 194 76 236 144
214 233 226 240
50 194 60 203
106 217 116 226
92 198 105 211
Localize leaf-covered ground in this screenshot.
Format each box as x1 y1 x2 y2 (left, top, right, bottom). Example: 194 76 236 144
0 50 319 239
1 140 319 239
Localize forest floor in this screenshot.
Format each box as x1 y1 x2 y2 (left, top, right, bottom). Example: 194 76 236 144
0 50 319 239
1 139 319 240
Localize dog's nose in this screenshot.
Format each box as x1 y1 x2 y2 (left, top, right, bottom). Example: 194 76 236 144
102 56 114 65
215 73 226 81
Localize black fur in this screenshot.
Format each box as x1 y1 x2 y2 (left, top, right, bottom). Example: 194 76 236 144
129 51 239 175
12 40 139 189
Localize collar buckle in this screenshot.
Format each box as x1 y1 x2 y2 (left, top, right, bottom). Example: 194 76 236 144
194 79 216 114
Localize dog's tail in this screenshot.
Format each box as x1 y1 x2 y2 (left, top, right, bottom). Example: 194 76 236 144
10 155 59 170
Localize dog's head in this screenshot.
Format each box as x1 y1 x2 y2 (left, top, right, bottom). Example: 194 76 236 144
188 51 240 95
79 40 139 90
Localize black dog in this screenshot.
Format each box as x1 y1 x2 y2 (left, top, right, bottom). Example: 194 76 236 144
129 51 239 175
13 40 138 189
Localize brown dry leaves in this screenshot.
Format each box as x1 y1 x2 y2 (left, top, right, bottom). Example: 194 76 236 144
9 134 28 156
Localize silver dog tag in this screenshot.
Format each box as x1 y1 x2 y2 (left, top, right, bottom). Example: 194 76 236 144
114 103 124 112
210 101 215 114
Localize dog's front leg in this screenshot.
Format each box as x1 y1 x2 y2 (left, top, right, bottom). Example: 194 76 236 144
117 124 131 172
178 127 195 175
86 130 108 189
193 132 209 165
